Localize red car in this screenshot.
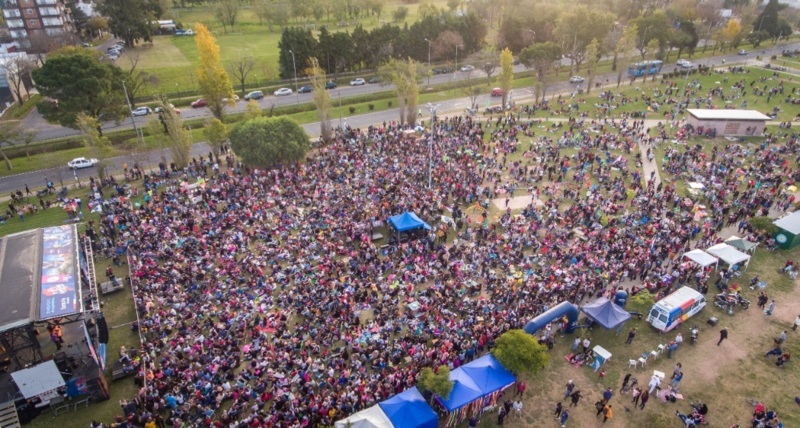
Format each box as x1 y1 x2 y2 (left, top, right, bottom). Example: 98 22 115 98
191 98 207 108
491 87 503 97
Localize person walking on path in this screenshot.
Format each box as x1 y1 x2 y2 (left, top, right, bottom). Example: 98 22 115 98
639 390 650 410
559 409 569 427
564 380 575 399
603 404 613 423
569 390 582 407
553 402 563 419
718 327 728 346
626 328 637 344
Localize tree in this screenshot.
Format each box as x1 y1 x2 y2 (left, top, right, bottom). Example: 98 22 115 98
0 126 19 171
277 27 318 79
746 30 769 48
631 11 671 59
229 117 310 168
379 58 421 126
754 0 783 38
32 47 127 134
76 113 113 178
216 0 241 33
158 99 192 169
519 42 562 102
467 46 499 86
5 56 36 106
16 129 37 160
194 23 235 121
86 16 109 39
228 56 256 97
243 100 262 120
431 30 464 62
392 6 408 23
627 290 656 316
96 0 155 47
307 57 333 142
749 216 779 235
719 19 742 50
203 118 228 155
255 1 290 31
499 47 513 107
492 329 550 375
616 24 637 87
27 32 76 64
461 70 481 109
124 53 158 107
584 38 600 94
555 6 614 75
145 117 168 164
417 366 453 401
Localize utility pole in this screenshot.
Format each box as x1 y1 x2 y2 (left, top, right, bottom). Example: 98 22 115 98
289 49 298 103
425 102 440 189
121 79 143 147
424 38 432 87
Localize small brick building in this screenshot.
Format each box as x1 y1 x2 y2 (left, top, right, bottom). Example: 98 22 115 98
686 109 771 137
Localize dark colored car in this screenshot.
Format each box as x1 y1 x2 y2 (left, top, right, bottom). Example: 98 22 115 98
368 77 381 84
298 85 313 94
325 81 337 89
191 98 207 108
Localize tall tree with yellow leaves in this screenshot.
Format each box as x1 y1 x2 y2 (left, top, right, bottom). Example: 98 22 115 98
499 47 513 108
195 23 235 121
307 57 333 142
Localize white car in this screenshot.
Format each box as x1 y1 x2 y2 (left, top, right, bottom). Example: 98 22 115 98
154 104 181 115
273 88 293 96
350 78 365 86
569 76 585 83
132 106 152 117
67 157 98 169
676 59 693 68
738 49 749 55
460 65 474 72
222 95 240 103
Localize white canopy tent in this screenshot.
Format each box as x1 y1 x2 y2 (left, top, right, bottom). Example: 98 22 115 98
683 249 719 268
706 243 751 271
334 405 393 428
10 360 66 401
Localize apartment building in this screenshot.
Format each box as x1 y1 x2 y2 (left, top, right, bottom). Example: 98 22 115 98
2 0 73 43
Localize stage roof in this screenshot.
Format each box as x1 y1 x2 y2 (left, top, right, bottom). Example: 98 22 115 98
0 225 83 333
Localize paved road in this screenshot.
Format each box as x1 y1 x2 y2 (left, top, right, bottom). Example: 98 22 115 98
2 43 795 195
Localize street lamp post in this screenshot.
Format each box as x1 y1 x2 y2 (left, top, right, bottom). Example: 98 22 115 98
425 102 440 189
288 49 297 92
424 38 432 87
454 44 462 92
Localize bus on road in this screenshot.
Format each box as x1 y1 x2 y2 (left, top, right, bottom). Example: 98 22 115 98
628 60 663 77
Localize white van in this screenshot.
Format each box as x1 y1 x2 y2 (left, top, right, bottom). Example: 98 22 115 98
647 287 706 332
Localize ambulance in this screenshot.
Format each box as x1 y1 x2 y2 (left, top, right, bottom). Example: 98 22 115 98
646 287 706 332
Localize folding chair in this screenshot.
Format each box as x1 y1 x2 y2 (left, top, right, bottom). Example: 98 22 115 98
637 352 648 369
628 359 638 370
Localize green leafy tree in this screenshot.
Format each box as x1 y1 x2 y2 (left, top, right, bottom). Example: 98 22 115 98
307 57 333 142
584 38 600 94
466 46 499 86
499 47 513 107
492 329 550 375
159 99 192 169
392 6 408 23
379 58 421 125
96 0 155 47
418 365 453 401
519 41 562 102
555 6 614 75
229 117 310 168
204 118 229 155
616 23 637 87
627 290 656 316
749 216 778 235
243 100 262 120
632 11 671 59
278 27 318 79
0 125 20 171
747 30 769 48
195 23 235 121
32 47 127 134
75 113 113 178
754 0 783 39
216 0 241 33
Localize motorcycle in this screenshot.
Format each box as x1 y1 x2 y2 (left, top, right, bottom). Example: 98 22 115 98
689 327 699 345
713 293 750 315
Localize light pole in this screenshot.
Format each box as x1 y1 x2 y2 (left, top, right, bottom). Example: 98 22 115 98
288 49 297 92
425 102 440 189
454 44 462 92
424 38 432 87
121 80 142 145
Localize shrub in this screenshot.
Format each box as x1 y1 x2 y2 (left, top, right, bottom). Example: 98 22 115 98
388 100 393 107
368 104 374 111
349 106 356 114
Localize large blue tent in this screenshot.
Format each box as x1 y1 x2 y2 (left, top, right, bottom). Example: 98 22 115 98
437 354 516 412
378 387 437 428
581 297 632 330
387 212 431 232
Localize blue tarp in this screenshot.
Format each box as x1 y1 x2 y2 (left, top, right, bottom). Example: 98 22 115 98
387 212 431 232
437 354 516 411
379 387 438 428
581 297 632 330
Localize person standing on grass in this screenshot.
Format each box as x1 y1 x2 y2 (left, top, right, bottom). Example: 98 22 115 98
553 402 563 419
718 327 728 346
670 371 683 390
603 388 614 403
560 409 569 427
564 380 575 399
765 300 776 317
632 387 642 406
794 315 800 331
569 390 582 407
603 404 613 423
572 337 581 353
639 390 650 410
626 328 637 344
515 380 526 397
595 399 606 416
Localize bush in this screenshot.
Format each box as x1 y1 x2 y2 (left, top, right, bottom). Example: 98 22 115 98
348 106 356 114
368 103 374 111
749 216 778 235
388 100 393 107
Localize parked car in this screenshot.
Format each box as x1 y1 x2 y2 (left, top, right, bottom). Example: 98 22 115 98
191 98 208 108
298 85 314 94
569 75 585 83
738 49 748 55
274 88 293 96
244 91 264 100
80 42 92 48
67 157 98 169
460 65 475 72
222 95 240 103
154 104 181 115
350 78 366 86
368 77 381 84
175 29 194 36
491 87 503 97
325 81 337 89
676 59 694 68
132 106 152 117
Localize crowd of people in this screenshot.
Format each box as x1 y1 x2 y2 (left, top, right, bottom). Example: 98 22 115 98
74 69 800 427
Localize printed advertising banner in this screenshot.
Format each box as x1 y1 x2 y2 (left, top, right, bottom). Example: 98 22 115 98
39 226 80 319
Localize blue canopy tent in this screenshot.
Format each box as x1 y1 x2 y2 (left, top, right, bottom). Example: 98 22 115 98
436 354 516 426
378 387 438 428
581 297 632 330
387 212 432 232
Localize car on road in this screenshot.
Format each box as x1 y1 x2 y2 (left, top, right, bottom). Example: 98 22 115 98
132 106 152 117
325 81 337 89
274 88 293 96
350 78 365 86
460 65 474 72
298 85 313 94
676 59 694 68
191 98 208 108
491 87 503 97
175 29 194 36
80 42 92 48
67 157 98 169
154 104 181 115
738 49 749 55
244 91 264 100
222 95 240 103
569 75 585 83
368 77 381 84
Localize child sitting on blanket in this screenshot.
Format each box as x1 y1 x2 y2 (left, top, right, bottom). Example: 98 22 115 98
569 353 585 365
